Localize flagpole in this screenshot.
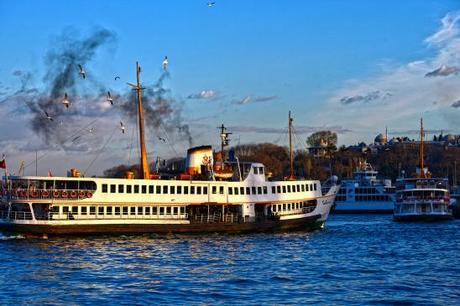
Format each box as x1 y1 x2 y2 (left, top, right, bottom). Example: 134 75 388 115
35 150 38 176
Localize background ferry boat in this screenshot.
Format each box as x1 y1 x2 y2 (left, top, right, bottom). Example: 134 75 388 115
393 119 453 221
333 162 395 213
394 175 453 221
0 63 339 236
448 185 460 218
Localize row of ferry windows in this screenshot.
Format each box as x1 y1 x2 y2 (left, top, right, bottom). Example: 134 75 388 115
101 183 317 196
339 188 381 195
102 184 210 195
272 183 316 194
229 184 317 195
57 205 186 216
336 195 391 202
270 201 313 212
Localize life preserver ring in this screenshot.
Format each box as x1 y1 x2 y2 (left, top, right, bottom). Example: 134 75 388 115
19 190 27 198
53 190 60 198
70 190 77 199
86 191 93 198
30 190 39 198
202 155 210 165
79 191 86 199
61 191 68 198
42 190 49 198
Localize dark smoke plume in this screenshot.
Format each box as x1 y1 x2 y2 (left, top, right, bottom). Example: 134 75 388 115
2 27 194 152
8 27 118 147
118 71 193 147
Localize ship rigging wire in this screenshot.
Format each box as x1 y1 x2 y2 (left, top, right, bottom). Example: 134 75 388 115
23 118 101 172
159 123 178 156
83 125 118 176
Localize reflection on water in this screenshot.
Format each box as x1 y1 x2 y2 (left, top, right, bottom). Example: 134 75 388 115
1 215 459 304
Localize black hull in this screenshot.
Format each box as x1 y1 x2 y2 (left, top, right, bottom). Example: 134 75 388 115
0 215 324 236
393 214 453 222
451 206 460 219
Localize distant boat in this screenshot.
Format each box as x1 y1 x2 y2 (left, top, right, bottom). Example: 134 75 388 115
333 162 395 214
393 119 453 221
449 185 460 218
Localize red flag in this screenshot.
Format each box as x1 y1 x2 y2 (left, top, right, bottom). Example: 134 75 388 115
0 159 5 169
48 169 53 177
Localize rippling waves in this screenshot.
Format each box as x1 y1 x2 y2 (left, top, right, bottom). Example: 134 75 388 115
1 215 459 305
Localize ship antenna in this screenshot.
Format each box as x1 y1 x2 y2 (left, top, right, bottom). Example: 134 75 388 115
288 111 295 180
419 117 425 178
127 62 150 179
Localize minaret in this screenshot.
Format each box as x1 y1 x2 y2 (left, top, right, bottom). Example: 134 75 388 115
419 118 425 178
288 111 295 180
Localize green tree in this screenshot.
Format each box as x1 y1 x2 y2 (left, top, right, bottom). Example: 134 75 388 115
307 130 338 158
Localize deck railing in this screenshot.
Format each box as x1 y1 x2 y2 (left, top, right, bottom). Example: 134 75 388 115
191 213 242 224
0 210 33 220
4 189 95 201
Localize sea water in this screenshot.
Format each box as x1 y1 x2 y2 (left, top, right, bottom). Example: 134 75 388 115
0 215 459 305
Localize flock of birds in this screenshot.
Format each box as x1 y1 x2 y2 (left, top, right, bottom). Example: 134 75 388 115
41 0 219 131
43 56 171 136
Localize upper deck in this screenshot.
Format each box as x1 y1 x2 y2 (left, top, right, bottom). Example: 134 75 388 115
2 163 323 205
396 177 449 192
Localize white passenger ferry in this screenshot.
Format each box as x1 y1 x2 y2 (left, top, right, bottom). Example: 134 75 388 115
0 63 338 236
334 162 395 213
393 119 453 221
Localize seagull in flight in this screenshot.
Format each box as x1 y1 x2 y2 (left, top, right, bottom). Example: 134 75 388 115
62 93 70 108
78 64 86 79
120 121 125 134
162 56 169 71
207 2 216 7
158 137 166 142
114 76 120 81
44 111 53 121
107 91 113 105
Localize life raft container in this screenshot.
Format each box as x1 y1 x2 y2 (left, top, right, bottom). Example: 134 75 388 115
78 190 86 199
70 190 78 199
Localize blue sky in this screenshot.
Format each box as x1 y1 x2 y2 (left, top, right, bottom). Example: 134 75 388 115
1 0 460 175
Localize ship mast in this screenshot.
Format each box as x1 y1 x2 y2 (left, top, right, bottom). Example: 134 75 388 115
288 111 295 180
128 62 150 179
219 124 231 161
419 117 425 178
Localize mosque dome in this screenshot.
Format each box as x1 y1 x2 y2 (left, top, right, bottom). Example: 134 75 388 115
374 133 387 145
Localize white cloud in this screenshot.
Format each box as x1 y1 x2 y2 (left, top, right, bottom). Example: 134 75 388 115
340 90 392 105
232 95 278 105
425 65 459 77
229 125 351 134
321 11 460 143
187 89 219 99
425 12 460 45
